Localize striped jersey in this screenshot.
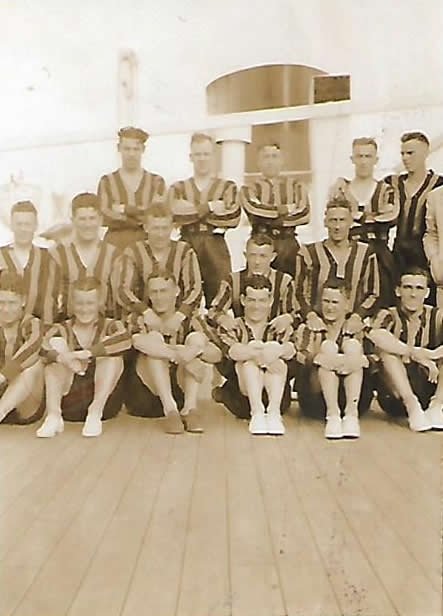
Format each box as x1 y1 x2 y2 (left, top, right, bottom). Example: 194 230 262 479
127 312 219 347
217 316 293 357
0 315 43 382
238 176 310 231
207 268 299 325
294 320 357 365
118 239 202 316
295 240 380 318
370 305 443 350
49 240 119 320
0 245 58 326
97 169 166 231
384 171 443 267
168 177 239 231
42 316 131 362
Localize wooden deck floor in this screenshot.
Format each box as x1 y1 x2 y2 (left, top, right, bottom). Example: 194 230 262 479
0 401 441 616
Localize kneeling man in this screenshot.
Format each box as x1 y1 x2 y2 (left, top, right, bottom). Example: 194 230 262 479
217 275 295 435
126 267 222 434
37 277 131 438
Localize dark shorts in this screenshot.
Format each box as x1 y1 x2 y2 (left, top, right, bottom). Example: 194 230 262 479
0 378 45 426
375 361 436 417
272 236 300 277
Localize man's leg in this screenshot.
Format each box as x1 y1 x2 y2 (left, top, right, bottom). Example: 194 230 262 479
263 359 287 435
37 363 73 437
341 338 367 438
235 360 267 434
315 340 343 438
0 362 44 424
82 357 124 437
424 364 443 429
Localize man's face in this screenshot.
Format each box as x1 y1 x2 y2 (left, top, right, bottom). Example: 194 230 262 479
145 216 173 250
147 277 177 314
396 274 428 312
321 288 348 323
72 207 102 242
401 139 428 174
189 139 214 176
351 144 378 179
246 241 275 275
258 146 283 179
118 137 145 171
11 212 37 246
73 289 100 324
325 206 352 242
0 290 23 325
241 286 272 323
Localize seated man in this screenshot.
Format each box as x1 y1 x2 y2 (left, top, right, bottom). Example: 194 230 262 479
0 272 44 425
37 277 131 438
217 275 295 435
294 278 371 439
367 267 443 431
125 267 222 434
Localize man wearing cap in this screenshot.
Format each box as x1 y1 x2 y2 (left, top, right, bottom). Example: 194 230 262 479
98 127 166 249
238 142 310 276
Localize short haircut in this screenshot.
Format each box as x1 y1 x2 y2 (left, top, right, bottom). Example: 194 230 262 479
10 200 38 218
258 142 281 154
145 202 173 220
325 195 353 213
72 276 101 293
401 131 430 146
243 274 272 294
190 132 214 147
0 271 25 295
146 266 177 287
352 137 378 151
118 126 149 144
321 276 350 298
246 232 275 250
71 192 100 216
397 266 430 286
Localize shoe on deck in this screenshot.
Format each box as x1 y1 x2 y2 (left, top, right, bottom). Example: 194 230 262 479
163 412 185 434
408 408 432 432
267 413 285 435
82 415 102 437
182 408 204 433
424 405 443 430
324 416 343 439
36 416 64 438
342 415 360 438
249 413 268 435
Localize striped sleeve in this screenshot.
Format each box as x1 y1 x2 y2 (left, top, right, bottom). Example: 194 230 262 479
217 322 242 356
284 181 310 227
168 181 207 226
1 317 43 381
294 246 312 317
97 174 124 225
89 319 131 357
238 183 279 220
207 275 233 325
293 323 320 364
370 308 394 331
356 250 380 318
177 247 203 317
118 247 147 315
373 181 399 224
206 180 240 228
40 254 60 326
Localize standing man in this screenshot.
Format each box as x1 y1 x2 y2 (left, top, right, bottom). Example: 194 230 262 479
50 193 119 320
238 142 310 276
423 185 443 308
329 137 398 306
98 126 166 249
168 132 239 306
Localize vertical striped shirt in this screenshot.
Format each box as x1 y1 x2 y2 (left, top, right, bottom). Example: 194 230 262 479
0 245 58 326
97 169 166 231
0 315 43 381
168 177 239 231
217 317 293 357
370 305 443 350
294 320 358 365
127 312 219 347
295 240 380 318
238 176 310 231
118 239 202 317
49 241 119 320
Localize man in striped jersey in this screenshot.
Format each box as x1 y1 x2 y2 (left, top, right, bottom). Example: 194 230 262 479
217 275 295 435
384 132 443 290
126 268 222 434
168 132 239 306
367 267 443 431
50 193 119 320
423 185 443 308
0 273 44 426
294 278 371 439
238 143 310 276
37 277 131 438
118 203 202 328
98 127 166 249
0 201 58 326
295 196 380 334
329 137 398 306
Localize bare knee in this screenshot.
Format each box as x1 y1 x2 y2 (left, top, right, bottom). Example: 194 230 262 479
342 338 363 355
266 358 287 376
320 340 339 355
185 331 206 348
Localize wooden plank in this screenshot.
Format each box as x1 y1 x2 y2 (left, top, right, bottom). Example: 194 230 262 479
120 425 200 616
175 405 231 616
280 414 398 616
301 416 441 616
0 416 131 616
251 419 341 616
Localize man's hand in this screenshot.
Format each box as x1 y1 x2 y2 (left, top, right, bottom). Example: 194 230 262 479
57 351 86 374
218 313 236 332
162 312 186 336
343 313 364 336
410 346 433 365
260 341 283 366
209 200 228 216
269 313 292 335
143 308 163 331
306 312 326 332
174 344 200 364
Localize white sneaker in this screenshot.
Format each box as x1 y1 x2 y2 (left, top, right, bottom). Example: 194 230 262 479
408 407 432 432
82 415 102 437
342 415 360 438
424 405 443 430
325 416 343 439
36 416 64 438
249 413 268 435
267 413 285 435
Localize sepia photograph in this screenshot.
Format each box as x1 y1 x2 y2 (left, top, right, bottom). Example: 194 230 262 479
0 1 441 614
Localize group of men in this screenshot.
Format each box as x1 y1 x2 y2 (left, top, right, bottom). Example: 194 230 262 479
1 126 443 440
